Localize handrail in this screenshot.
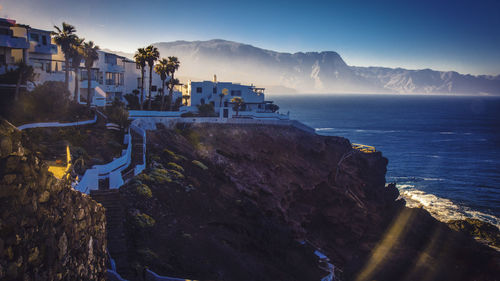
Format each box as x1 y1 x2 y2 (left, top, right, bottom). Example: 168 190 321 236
17 115 97 130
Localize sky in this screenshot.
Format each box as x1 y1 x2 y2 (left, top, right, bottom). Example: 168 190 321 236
1 0 499 75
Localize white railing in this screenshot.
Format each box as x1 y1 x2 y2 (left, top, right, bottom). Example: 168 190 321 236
128 110 184 118
75 130 132 193
17 115 97 130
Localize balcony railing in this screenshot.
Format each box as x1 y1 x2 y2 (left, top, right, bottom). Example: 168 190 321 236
0 34 29 49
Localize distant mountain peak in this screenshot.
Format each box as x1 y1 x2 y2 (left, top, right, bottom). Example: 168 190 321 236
107 39 500 94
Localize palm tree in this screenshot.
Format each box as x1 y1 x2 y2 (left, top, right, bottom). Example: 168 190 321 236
14 61 36 101
166 56 180 111
144 45 159 110
52 22 78 91
231 97 244 116
82 41 100 107
134 48 147 110
70 38 84 102
154 58 168 111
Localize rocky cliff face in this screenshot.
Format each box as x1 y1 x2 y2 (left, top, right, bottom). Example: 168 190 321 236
116 123 499 281
0 120 107 280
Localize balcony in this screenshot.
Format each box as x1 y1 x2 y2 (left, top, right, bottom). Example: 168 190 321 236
31 43 58 54
0 34 29 49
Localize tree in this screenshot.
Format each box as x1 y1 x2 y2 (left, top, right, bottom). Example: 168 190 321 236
231 97 244 116
166 56 180 111
134 48 147 110
182 94 190 106
52 22 78 91
14 61 36 101
82 41 100 107
144 45 159 110
154 58 168 111
70 38 84 102
268 103 280 113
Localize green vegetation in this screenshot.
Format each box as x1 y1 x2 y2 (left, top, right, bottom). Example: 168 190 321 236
145 45 160 110
105 99 131 132
162 149 180 161
52 22 78 91
166 56 180 111
6 81 92 125
134 48 147 110
82 41 100 107
135 184 153 199
154 58 169 110
197 103 217 117
132 212 156 228
167 162 184 173
231 97 245 116
192 160 208 170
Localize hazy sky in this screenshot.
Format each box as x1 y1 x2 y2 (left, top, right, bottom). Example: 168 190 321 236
1 0 499 75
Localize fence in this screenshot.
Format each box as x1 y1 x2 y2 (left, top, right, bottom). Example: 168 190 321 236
17 115 97 130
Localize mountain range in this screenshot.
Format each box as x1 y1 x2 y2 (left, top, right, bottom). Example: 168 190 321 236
109 39 500 95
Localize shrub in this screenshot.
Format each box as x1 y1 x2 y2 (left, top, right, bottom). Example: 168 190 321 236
168 169 185 180
197 103 217 117
162 149 180 161
150 168 172 184
136 184 152 199
132 212 156 228
167 162 184 172
8 81 89 125
105 98 131 131
192 160 208 170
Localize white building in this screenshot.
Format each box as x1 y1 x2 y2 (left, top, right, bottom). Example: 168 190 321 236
0 18 29 75
187 76 279 117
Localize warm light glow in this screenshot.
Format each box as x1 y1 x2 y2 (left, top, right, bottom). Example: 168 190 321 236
48 145 72 179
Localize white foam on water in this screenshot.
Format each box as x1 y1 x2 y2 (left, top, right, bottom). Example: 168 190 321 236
439 131 456 135
397 186 500 229
315 127 335 131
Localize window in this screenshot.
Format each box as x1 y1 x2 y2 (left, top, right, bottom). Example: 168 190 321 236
231 90 241 96
196 87 202 93
42 35 47 45
213 87 217 94
105 54 116 65
106 72 113 85
30 33 39 42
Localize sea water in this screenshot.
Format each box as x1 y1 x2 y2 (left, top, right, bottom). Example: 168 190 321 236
270 94 500 228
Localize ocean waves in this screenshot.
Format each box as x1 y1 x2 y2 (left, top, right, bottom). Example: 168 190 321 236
397 184 500 229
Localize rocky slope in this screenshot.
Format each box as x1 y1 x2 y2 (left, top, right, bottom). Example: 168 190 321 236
141 39 500 94
114 123 499 281
0 120 107 280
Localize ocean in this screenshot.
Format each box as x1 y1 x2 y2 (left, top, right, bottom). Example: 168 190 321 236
270 94 500 228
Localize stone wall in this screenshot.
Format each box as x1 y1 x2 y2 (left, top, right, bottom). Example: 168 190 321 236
0 119 107 280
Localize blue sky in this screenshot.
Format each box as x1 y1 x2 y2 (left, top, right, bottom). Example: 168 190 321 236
1 0 499 75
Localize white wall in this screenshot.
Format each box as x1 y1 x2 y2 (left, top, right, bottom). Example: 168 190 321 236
190 81 265 109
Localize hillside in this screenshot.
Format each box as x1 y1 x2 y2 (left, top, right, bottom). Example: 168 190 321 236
109 123 499 281
106 40 500 94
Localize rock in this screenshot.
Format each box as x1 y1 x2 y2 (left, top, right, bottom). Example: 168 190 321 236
58 233 67 260
28 247 39 264
0 119 107 280
38 191 50 203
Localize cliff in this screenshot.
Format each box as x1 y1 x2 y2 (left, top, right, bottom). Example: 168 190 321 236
0 120 107 280
113 123 499 281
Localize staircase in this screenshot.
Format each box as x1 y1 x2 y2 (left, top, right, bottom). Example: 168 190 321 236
122 128 145 182
90 189 130 277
